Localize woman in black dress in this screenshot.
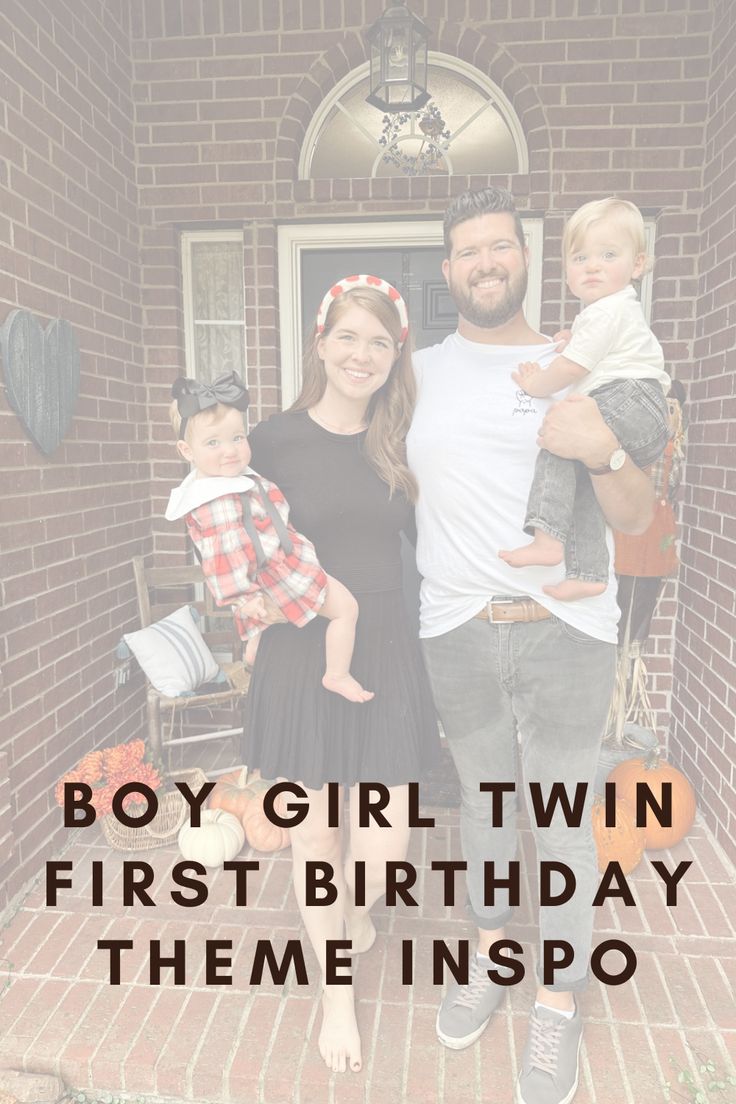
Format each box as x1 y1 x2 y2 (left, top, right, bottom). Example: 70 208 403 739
244 277 440 1074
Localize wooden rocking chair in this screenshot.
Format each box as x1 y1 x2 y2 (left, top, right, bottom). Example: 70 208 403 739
132 555 249 765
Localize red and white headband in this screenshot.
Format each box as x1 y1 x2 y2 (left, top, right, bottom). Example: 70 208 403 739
316 275 410 349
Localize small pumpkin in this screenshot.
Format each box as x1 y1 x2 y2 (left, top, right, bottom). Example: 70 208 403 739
242 786 291 853
178 808 245 867
209 766 255 820
591 796 646 874
607 753 696 850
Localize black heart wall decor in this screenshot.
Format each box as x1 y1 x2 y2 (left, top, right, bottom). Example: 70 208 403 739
0 309 81 456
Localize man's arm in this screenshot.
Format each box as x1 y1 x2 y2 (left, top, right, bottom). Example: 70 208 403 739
538 394 655 534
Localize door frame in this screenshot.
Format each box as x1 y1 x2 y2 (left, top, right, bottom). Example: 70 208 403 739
277 219 544 408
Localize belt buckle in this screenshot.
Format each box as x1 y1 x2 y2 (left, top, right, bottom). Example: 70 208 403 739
488 596 517 623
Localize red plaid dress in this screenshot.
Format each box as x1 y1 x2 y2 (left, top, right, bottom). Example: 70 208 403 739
185 479 328 640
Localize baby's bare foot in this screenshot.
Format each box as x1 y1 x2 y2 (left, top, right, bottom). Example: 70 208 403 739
322 673 374 703
543 579 607 601
318 988 362 1073
499 531 564 568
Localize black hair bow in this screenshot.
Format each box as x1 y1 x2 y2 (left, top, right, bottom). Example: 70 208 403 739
172 371 250 438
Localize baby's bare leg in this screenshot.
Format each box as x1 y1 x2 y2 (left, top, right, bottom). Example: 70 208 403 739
319 576 374 703
244 632 261 667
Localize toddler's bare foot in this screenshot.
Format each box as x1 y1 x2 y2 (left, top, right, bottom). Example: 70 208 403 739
318 988 362 1073
543 579 607 601
345 909 376 955
499 531 564 568
322 673 374 703
244 634 260 667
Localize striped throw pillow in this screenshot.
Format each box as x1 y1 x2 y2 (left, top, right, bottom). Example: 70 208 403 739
123 605 220 697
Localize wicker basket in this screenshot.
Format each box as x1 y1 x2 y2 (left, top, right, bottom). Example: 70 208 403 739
101 766 209 852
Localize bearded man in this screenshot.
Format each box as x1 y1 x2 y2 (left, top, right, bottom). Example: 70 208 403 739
407 186 655 1104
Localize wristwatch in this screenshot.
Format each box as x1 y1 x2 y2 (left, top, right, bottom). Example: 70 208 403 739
587 447 627 475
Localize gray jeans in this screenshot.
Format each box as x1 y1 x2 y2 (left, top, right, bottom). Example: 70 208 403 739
525 378 671 582
422 613 616 992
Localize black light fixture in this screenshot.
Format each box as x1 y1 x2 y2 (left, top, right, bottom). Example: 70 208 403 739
365 3 431 114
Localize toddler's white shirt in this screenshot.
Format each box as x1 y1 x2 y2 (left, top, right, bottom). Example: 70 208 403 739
564 286 670 396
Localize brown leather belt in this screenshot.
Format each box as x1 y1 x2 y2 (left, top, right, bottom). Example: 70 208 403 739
475 598 552 623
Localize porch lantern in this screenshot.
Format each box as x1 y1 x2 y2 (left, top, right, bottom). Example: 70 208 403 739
365 4 431 114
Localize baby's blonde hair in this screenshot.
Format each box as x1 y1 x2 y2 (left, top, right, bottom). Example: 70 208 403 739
563 197 651 272
169 400 241 443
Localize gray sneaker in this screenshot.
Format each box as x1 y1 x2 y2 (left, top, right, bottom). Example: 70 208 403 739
435 955 508 1050
516 1003 583 1104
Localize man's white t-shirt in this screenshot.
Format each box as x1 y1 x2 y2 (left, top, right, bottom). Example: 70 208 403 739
407 332 620 644
565 286 669 396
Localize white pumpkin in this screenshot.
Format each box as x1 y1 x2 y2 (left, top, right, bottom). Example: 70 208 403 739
177 809 245 868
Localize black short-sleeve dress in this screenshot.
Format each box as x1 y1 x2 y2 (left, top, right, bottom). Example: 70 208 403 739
244 410 440 789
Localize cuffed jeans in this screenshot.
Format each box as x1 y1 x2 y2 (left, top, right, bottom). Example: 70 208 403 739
422 612 616 992
525 378 671 582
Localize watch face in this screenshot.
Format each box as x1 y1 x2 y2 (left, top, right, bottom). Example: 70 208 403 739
609 448 626 472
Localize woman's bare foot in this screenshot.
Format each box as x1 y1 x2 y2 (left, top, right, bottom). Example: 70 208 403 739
345 908 376 955
318 988 362 1073
499 530 564 568
543 579 607 601
322 673 374 703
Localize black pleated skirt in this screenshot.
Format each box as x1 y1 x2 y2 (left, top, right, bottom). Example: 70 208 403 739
243 587 441 789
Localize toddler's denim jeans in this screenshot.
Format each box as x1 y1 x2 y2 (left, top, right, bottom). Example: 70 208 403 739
524 378 671 582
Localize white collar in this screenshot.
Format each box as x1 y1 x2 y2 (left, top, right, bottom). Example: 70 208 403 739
165 468 256 520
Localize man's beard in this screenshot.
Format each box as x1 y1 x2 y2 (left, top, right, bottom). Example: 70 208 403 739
448 267 529 329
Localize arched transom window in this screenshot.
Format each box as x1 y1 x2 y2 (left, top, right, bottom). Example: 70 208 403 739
300 54 528 179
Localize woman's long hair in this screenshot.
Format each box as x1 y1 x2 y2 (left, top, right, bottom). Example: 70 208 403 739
290 287 418 501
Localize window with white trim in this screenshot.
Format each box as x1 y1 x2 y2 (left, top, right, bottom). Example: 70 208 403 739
181 231 246 381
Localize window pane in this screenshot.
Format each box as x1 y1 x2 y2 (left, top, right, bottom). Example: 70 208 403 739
194 323 245 382
191 241 244 321
307 64 520 178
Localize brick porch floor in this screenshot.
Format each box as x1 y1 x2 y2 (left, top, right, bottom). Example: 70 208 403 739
0 758 734 1104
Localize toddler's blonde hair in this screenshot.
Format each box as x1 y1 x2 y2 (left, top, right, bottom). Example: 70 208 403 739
563 197 652 273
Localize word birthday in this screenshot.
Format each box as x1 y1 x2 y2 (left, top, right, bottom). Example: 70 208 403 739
46 856 691 912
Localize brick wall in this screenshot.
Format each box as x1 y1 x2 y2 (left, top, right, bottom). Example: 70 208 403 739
0 0 149 910
670 0 736 865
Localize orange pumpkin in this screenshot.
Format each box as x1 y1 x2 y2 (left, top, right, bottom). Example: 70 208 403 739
607 753 696 850
242 786 291 852
591 797 646 874
209 767 255 820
